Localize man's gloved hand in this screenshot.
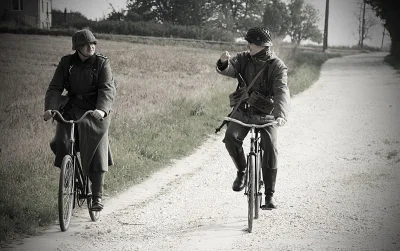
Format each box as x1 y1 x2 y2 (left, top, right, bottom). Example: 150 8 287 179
92 109 105 120
43 110 53 121
276 117 286 127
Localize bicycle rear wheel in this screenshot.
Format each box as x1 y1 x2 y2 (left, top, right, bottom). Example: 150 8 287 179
58 155 74 232
254 150 263 219
86 178 100 222
247 154 255 233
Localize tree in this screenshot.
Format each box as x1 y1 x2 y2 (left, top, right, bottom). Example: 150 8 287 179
126 0 214 25
365 0 400 56
51 8 89 27
355 0 377 48
212 0 265 31
125 0 157 22
262 0 290 36
107 4 125 21
287 0 322 44
51 9 65 26
169 0 215 26
238 0 265 30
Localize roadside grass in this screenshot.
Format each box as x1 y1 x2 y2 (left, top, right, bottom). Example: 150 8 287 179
289 51 341 95
0 33 339 244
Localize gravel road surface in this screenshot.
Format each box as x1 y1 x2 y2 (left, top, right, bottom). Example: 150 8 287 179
6 52 400 251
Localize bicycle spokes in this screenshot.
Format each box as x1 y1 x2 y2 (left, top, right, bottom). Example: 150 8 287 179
59 155 74 231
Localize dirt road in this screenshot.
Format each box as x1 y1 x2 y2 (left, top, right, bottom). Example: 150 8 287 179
6 52 400 251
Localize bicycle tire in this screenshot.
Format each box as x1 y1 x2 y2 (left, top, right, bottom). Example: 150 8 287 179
247 154 255 233
58 155 74 232
86 178 100 222
254 149 263 219
254 155 261 219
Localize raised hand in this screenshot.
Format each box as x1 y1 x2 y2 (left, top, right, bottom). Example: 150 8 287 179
220 51 231 63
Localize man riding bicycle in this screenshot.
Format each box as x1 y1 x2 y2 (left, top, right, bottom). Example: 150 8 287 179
216 26 290 209
43 29 116 211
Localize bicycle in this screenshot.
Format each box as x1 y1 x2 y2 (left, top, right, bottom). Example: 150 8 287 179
223 117 277 233
49 110 100 232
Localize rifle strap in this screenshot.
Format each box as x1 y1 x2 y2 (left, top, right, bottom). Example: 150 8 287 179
229 60 272 118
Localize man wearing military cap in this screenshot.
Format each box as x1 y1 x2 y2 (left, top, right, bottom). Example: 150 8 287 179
216 26 290 209
44 29 116 211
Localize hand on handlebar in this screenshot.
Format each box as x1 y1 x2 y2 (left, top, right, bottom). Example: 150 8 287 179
43 110 53 121
276 117 286 127
91 109 105 120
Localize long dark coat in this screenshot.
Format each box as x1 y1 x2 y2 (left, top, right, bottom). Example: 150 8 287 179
45 52 116 174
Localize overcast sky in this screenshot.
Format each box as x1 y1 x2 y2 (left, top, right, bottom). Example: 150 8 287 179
52 0 389 48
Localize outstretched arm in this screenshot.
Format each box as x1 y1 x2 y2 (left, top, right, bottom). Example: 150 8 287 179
216 51 240 78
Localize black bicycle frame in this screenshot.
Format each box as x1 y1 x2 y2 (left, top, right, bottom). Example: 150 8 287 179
66 121 87 205
254 129 263 192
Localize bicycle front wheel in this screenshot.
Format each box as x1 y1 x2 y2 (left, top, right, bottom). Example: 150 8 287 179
254 150 263 219
247 154 255 233
58 155 75 232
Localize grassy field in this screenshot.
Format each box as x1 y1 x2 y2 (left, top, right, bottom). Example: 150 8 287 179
0 33 340 244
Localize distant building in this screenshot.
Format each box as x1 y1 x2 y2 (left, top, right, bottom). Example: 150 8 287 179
0 0 52 29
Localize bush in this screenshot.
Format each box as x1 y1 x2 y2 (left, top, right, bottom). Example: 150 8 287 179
384 54 400 70
40 20 237 42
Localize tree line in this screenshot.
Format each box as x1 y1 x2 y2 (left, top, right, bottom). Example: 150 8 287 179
116 0 322 44
54 0 322 44
365 0 399 57
52 0 400 57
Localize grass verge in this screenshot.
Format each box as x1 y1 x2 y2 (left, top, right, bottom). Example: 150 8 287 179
289 51 341 95
0 33 340 245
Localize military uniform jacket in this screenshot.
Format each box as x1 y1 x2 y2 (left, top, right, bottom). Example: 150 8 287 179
216 50 290 121
45 52 116 173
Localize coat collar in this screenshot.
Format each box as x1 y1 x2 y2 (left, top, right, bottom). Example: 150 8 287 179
71 51 97 65
249 48 275 63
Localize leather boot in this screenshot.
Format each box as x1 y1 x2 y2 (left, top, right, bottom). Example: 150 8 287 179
231 151 247 192
263 168 277 209
89 171 105 211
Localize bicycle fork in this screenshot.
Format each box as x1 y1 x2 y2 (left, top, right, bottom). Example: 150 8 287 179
67 122 86 207
244 128 257 196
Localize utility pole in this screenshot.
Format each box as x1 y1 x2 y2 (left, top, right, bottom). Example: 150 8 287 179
361 0 366 49
381 26 386 51
323 0 329 51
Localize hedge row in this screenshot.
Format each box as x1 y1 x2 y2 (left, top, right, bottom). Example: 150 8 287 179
0 20 237 42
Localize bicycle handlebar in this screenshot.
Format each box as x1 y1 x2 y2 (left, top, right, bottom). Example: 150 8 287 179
223 117 277 128
50 110 94 124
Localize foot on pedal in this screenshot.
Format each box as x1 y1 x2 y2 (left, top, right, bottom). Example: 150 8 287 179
91 197 104 211
262 195 277 210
